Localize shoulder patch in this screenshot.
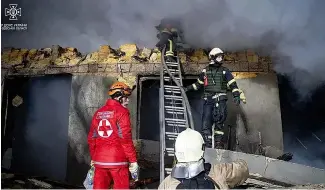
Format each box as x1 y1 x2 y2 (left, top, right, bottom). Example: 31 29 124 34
96 111 114 119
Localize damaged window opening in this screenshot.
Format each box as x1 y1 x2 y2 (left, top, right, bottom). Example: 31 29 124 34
1 74 72 182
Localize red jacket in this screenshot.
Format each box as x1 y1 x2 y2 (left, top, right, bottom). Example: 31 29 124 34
88 99 137 168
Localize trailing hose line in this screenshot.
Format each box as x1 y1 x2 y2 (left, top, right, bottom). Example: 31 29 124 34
161 46 195 129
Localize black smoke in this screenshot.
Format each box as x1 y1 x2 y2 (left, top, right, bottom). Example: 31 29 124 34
2 0 325 97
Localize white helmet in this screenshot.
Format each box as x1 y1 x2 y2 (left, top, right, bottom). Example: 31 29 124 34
175 128 205 163
209 47 224 63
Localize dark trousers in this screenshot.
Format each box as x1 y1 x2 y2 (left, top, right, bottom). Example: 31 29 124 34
201 97 228 142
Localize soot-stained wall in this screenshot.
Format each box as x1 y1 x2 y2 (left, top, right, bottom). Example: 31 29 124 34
2 74 72 182
230 73 283 153
66 75 138 185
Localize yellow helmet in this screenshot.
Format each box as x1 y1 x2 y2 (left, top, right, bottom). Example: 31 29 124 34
108 81 132 97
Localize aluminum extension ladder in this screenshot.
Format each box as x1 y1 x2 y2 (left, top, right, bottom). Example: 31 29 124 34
159 54 189 183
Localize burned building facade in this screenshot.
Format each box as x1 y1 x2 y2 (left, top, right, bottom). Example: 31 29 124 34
1 44 283 185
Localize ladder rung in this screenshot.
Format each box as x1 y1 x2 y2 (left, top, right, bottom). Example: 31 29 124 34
165 61 178 66
164 77 181 81
167 153 174 157
165 102 183 105
166 111 184 115
164 71 178 75
164 68 178 72
164 95 183 100
166 132 180 136
165 106 184 110
164 86 181 94
166 123 186 127
164 85 180 89
164 90 181 94
166 147 174 151
165 168 173 172
165 118 186 123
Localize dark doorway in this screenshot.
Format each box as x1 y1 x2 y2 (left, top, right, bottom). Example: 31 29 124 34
1 74 72 181
138 76 203 141
278 75 325 169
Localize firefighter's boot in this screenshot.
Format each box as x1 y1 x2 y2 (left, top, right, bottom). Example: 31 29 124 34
202 134 212 148
166 55 176 63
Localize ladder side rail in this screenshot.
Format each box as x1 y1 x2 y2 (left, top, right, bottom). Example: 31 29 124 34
159 47 166 183
176 55 189 129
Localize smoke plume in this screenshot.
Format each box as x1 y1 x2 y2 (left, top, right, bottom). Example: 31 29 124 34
2 0 325 97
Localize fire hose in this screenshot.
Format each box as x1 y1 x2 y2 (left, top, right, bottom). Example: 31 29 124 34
161 46 195 129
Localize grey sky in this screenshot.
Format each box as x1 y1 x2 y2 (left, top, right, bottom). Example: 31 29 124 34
2 0 325 97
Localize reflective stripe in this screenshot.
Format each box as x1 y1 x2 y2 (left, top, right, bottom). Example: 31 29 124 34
227 79 236 87
161 29 172 34
197 79 204 84
215 131 224 135
204 93 227 100
192 83 198 90
212 93 227 99
166 39 174 56
232 88 240 93
93 161 128 166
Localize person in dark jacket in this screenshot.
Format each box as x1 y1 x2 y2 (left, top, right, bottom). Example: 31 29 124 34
155 19 179 62
184 47 244 148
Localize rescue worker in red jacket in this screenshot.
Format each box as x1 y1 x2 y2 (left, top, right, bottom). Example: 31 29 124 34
88 81 139 189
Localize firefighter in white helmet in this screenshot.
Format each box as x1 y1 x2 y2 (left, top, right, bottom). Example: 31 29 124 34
158 128 249 189
183 47 245 148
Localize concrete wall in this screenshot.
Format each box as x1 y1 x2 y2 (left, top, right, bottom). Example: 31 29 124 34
227 73 283 153
204 148 325 185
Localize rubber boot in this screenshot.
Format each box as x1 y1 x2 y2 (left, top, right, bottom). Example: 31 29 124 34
202 134 212 148
166 55 176 63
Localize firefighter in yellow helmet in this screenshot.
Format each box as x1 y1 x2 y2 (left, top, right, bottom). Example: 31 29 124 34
158 128 249 189
88 81 138 189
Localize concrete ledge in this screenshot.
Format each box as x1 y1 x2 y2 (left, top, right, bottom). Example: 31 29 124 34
204 148 325 185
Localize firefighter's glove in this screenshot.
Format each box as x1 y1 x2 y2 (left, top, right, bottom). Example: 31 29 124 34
233 96 240 105
129 162 139 181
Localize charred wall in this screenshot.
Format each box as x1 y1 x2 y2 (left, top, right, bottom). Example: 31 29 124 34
1 74 72 182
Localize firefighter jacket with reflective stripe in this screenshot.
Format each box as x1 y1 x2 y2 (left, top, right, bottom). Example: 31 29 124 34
87 99 137 168
187 64 241 98
158 159 249 189
155 28 177 56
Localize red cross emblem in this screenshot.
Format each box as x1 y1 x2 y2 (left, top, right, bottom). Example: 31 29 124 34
97 119 113 138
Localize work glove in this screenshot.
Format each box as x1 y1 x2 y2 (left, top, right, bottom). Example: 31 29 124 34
239 89 247 104
233 96 240 105
129 162 139 181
